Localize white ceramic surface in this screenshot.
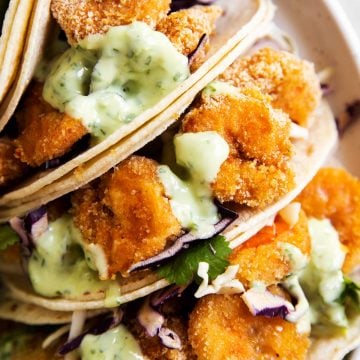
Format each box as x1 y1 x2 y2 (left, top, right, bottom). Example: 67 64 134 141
274 0 360 177
273 2 360 358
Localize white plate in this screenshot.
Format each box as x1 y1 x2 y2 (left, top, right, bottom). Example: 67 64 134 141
274 0 360 176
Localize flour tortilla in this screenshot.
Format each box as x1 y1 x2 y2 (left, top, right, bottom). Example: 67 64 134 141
0 97 338 227
0 297 107 325
0 0 275 205
0 0 52 132
0 217 272 312
308 315 360 360
0 0 36 106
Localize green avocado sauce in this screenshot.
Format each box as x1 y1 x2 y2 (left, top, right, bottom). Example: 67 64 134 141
28 215 121 307
299 218 348 329
43 22 189 141
202 80 241 97
158 131 229 238
80 325 143 360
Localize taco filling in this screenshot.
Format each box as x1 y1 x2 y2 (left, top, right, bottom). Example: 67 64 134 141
1 168 360 360
0 0 223 189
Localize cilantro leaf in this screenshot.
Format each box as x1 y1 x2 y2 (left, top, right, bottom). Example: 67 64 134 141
0 225 19 251
338 277 360 308
157 235 232 286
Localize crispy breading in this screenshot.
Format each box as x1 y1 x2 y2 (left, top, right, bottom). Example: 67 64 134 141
188 293 310 360
230 211 310 287
219 48 321 126
14 82 88 167
51 0 171 44
182 90 295 208
0 138 28 187
297 167 360 274
213 157 295 208
157 5 222 69
182 90 293 167
72 156 182 277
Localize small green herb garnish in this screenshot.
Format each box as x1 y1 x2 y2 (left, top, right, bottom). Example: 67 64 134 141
338 277 360 308
0 225 19 251
157 235 231 286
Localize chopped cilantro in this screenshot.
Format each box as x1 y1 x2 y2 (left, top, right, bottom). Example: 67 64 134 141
157 235 232 286
338 277 360 308
0 225 19 251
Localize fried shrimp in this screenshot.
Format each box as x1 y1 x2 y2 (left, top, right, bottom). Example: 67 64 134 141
188 293 310 360
213 157 295 208
182 89 295 207
219 48 321 126
230 211 310 287
157 5 222 68
297 168 360 274
0 138 28 187
14 82 88 167
72 155 182 277
51 0 171 44
182 90 292 167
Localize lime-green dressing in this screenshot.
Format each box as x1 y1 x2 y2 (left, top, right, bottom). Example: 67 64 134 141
28 215 121 306
278 242 308 274
43 22 189 141
158 131 229 238
300 218 347 327
202 80 241 97
80 325 143 360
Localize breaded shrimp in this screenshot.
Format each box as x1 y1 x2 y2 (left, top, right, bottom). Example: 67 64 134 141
213 157 295 208
157 5 222 70
182 90 293 167
296 168 360 274
0 138 28 187
230 211 310 287
14 82 88 167
182 89 295 207
188 293 310 360
219 48 321 126
51 0 171 45
72 155 182 277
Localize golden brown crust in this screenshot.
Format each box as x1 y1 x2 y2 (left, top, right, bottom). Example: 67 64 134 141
182 90 295 208
72 155 182 277
219 48 321 126
213 157 295 208
14 82 88 167
51 0 171 44
297 167 360 274
230 211 310 287
0 138 28 187
157 5 222 69
188 294 310 360
182 91 292 167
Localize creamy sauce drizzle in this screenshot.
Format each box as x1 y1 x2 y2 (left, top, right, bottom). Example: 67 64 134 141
28 215 121 306
80 325 143 360
158 131 229 238
300 218 347 328
43 22 189 141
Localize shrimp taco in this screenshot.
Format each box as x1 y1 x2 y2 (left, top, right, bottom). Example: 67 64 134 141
0 41 338 310
1 168 360 360
0 0 275 205
0 0 36 105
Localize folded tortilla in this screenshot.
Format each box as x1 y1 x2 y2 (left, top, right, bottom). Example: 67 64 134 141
0 0 37 106
0 0 274 206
